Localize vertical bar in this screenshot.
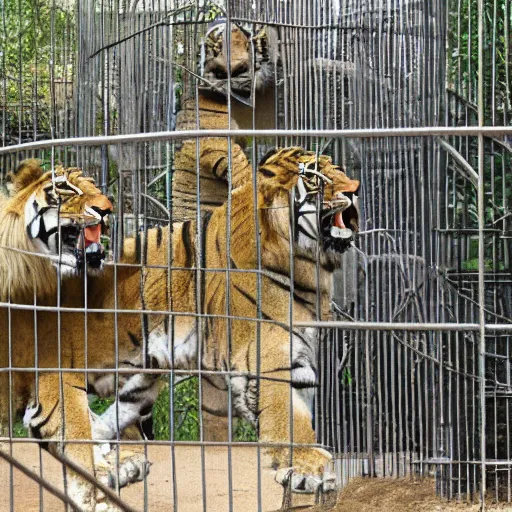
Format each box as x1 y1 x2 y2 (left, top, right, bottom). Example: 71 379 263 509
477 0 486 505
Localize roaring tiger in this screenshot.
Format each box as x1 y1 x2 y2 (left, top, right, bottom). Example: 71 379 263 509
172 18 276 220
89 147 360 495
170 16 278 439
0 159 150 510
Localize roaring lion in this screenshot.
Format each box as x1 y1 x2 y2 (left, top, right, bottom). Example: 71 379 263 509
0 159 119 510
89 147 360 495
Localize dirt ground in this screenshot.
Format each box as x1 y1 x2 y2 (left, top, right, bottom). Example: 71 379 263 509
324 478 512 512
2 444 512 512
0 443 292 511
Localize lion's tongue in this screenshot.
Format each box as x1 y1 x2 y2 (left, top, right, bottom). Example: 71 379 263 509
334 211 346 229
83 224 101 248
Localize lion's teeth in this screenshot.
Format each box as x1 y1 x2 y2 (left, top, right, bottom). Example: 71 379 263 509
330 226 353 239
85 242 102 254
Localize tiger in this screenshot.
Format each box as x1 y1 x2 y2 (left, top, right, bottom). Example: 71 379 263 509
0 159 150 510
168 16 279 440
86 17 279 445
88 147 360 495
172 17 277 221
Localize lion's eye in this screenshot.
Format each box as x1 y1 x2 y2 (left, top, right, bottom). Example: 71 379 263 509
54 182 78 196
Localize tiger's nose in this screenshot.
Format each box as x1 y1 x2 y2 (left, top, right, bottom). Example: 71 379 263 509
86 196 113 218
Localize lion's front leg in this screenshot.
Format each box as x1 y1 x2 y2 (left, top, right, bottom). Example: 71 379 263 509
24 372 97 511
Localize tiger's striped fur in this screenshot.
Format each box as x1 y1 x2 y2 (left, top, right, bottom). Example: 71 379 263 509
90 147 359 494
172 20 276 220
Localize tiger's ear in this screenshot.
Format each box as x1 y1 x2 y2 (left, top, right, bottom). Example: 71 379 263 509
6 159 44 195
257 147 304 186
258 147 278 167
257 147 304 203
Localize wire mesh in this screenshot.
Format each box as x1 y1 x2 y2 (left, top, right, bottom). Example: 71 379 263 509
0 0 510 510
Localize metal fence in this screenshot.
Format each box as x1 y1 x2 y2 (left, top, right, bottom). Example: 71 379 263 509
0 0 511 510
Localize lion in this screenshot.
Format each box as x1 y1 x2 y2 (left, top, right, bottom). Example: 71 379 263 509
0 159 127 510
88 147 360 495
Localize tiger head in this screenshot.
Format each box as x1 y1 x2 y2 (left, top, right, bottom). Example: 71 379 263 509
201 19 274 105
3 159 112 277
257 148 360 261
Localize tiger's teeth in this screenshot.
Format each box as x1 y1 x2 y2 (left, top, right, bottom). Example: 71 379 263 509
85 242 102 254
330 226 353 239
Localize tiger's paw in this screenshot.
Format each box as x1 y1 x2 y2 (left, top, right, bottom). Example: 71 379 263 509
104 453 151 489
96 449 151 490
271 446 336 495
275 467 336 494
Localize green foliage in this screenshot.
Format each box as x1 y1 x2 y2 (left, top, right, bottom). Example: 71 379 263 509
447 0 511 122
233 418 257 442
89 395 115 415
461 258 505 271
342 367 353 386
13 419 28 438
153 377 200 441
152 378 257 442
0 0 74 136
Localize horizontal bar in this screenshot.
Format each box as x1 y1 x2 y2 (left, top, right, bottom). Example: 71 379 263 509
293 321 481 331
414 459 512 466
0 302 285 327
0 367 299 386
2 301 510 331
295 321 512 331
1 126 512 154
0 437 330 450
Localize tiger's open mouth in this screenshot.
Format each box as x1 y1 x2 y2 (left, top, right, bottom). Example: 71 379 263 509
321 192 359 254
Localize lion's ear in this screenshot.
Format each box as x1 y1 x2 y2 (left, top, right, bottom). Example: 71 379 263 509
7 159 44 195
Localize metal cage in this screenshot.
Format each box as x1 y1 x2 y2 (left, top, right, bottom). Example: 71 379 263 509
0 0 511 510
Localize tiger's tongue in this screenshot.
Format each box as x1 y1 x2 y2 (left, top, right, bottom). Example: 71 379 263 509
83 224 101 248
334 211 346 229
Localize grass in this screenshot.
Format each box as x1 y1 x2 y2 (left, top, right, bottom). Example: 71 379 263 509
13 420 28 438
12 377 257 442
462 258 505 271
153 377 258 442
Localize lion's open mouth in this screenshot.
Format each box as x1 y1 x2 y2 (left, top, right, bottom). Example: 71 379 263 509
321 192 359 253
61 221 106 270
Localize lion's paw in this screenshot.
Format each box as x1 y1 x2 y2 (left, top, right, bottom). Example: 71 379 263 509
275 467 336 494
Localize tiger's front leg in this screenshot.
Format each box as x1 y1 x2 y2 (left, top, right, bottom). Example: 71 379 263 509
92 321 190 440
249 327 336 495
24 372 97 511
90 322 195 490
258 376 335 494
